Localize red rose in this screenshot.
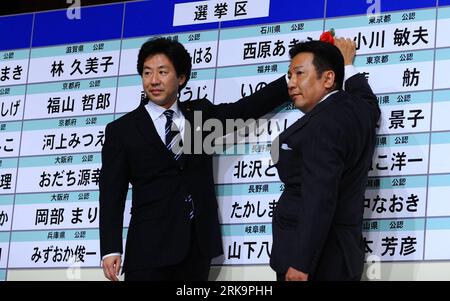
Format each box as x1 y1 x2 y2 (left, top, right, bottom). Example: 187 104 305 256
320 31 335 45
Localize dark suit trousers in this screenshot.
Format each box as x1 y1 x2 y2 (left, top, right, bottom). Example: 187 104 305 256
124 222 211 281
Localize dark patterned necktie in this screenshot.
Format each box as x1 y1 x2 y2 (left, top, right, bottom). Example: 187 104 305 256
163 110 183 160
163 110 194 219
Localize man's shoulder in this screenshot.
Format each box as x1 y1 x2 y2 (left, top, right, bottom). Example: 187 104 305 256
345 72 368 87
332 89 367 109
106 107 140 130
318 91 349 113
180 98 213 110
319 91 374 130
314 93 357 123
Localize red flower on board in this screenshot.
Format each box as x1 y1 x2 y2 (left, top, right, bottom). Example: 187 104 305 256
320 28 335 45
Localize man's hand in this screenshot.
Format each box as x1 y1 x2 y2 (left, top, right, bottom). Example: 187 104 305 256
102 255 121 281
335 37 356 66
285 266 309 281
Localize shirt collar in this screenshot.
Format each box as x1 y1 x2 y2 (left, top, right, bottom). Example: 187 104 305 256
318 90 339 104
146 100 181 122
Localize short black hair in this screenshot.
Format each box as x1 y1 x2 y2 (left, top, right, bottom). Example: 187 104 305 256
137 37 192 91
289 41 344 90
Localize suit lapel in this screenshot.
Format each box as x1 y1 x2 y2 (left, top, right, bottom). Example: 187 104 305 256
134 103 174 159
279 113 310 142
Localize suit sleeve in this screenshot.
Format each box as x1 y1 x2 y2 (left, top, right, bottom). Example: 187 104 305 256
291 121 347 273
208 75 289 132
345 73 381 122
99 123 130 257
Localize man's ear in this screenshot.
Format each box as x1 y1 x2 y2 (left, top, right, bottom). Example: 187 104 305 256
178 74 186 87
323 70 336 89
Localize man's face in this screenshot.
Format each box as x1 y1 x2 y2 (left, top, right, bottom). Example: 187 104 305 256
142 53 186 109
287 52 334 113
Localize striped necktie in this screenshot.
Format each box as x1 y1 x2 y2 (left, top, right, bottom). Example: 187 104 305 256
163 109 194 219
163 109 183 160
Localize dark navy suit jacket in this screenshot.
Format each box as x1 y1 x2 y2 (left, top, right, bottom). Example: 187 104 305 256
270 74 380 280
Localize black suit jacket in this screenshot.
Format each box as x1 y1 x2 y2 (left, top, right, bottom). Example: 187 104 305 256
270 74 380 280
99 76 289 273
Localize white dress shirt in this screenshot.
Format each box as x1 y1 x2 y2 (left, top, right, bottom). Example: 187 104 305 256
144 100 185 144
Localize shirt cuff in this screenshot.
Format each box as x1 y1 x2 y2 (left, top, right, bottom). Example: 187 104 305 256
102 253 121 261
344 65 358 85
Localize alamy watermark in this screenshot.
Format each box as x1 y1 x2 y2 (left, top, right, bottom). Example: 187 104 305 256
167 113 283 163
67 0 81 20
65 255 82 280
365 255 381 280
366 0 381 18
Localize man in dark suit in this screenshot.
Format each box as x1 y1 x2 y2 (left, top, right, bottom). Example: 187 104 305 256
270 39 381 281
99 37 290 281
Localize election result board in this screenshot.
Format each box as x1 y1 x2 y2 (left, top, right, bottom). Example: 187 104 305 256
1 0 450 280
